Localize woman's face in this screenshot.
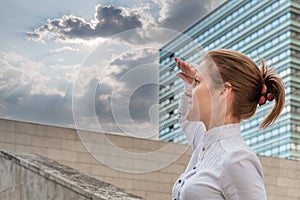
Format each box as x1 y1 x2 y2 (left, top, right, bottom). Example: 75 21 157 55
185 72 211 123
185 60 226 129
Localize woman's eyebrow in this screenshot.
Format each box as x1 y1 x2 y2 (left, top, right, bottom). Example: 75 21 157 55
195 68 205 78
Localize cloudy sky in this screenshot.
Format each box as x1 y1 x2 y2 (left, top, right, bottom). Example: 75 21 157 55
0 0 225 138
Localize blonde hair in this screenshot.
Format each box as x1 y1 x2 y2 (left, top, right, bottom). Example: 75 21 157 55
207 49 285 128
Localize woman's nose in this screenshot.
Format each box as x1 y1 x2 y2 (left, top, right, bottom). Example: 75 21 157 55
184 86 192 98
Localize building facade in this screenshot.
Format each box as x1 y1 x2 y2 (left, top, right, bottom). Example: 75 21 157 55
159 0 300 159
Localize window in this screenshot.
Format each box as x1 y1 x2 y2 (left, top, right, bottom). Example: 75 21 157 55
204 31 209 37
174 108 178 114
238 40 245 47
258 29 264 36
239 6 245 13
251 15 258 23
280 145 287 152
265 24 271 32
232 27 238 34
265 41 272 49
221 20 226 26
265 6 272 14
258 46 264 53
272 19 279 27
198 34 203 41
232 44 238 50
272 147 279 154
279 126 287 133
280 14 287 23
209 27 215 34
251 137 257 144
245 19 251 26
291 143 296 150
251 33 257 40
272 1 279 10
258 135 264 141
245 3 251 9
251 119 257 126
232 11 238 18
272 129 279 136
238 23 245 31
271 37 278 45
279 0 287 4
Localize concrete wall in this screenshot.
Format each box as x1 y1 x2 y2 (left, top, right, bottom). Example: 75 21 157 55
0 118 299 199
0 150 143 200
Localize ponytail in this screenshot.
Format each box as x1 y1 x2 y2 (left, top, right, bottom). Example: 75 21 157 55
207 49 285 129
259 60 285 128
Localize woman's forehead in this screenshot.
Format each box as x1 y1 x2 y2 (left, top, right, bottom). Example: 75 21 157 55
194 58 223 86
194 60 212 76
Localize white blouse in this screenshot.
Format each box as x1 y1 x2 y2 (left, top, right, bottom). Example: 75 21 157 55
172 90 267 200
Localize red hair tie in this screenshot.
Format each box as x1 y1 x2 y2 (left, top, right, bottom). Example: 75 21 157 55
266 93 274 101
258 84 274 106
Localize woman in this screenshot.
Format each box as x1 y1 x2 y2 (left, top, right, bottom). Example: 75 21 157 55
171 49 285 200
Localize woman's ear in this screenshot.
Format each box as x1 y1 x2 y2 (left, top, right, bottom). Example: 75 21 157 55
224 82 232 96
221 82 232 97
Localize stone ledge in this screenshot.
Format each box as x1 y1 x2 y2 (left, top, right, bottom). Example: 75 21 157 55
0 150 144 200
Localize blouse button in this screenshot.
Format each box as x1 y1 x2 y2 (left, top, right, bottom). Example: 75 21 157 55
193 166 196 170
178 179 182 184
202 147 205 151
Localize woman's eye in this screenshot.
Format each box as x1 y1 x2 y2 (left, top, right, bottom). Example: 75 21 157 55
194 78 200 85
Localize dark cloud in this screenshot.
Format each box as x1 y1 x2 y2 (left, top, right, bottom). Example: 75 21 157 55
82 78 115 122
159 0 225 31
94 49 159 123
109 49 158 80
26 1 225 44
129 83 158 121
69 49 159 133
0 84 74 127
94 5 142 37
27 5 143 42
26 32 40 40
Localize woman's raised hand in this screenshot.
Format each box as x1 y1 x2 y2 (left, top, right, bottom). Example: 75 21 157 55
175 58 196 85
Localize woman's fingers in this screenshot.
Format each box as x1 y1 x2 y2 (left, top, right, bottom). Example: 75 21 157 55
176 72 193 85
174 58 183 71
175 57 196 78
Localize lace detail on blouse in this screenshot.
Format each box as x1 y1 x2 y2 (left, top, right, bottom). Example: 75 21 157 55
198 142 225 171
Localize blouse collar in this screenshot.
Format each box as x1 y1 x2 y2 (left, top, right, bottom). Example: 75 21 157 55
202 123 241 146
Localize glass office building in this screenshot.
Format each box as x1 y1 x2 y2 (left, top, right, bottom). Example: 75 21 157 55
159 0 300 159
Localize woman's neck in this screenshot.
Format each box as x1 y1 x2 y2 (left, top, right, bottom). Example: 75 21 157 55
205 115 240 131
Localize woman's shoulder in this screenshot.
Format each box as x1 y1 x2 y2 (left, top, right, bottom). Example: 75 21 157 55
224 148 260 164
220 144 263 176
220 138 262 168
219 133 255 155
